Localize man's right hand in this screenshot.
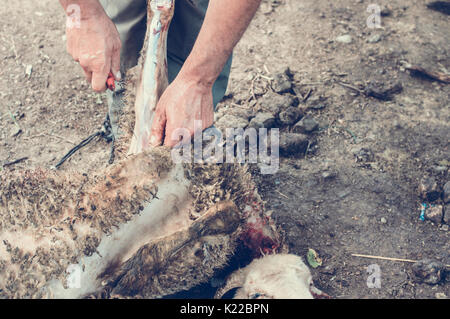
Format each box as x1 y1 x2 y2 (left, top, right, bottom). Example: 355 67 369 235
60 0 122 92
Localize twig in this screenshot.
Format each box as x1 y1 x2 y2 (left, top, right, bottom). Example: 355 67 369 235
259 74 274 81
303 88 313 102
321 125 358 144
352 253 450 267
3 157 28 168
405 65 450 84
275 190 290 199
46 134 76 145
250 74 260 101
29 133 76 145
337 81 365 95
304 140 312 157
7 108 21 130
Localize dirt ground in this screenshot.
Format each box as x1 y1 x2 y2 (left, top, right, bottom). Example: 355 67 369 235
0 0 449 299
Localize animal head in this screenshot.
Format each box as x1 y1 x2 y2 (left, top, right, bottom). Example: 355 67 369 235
216 254 329 299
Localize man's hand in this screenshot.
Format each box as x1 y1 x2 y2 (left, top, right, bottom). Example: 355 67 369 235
60 0 121 92
149 0 261 147
150 75 214 147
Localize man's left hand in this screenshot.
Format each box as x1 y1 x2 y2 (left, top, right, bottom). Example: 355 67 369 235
149 76 214 147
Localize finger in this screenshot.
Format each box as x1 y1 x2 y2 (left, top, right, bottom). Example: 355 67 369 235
164 124 194 148
111 48 121 81
91 56 111 92
91 72 108 92
81 66 92 84
149 107 167 147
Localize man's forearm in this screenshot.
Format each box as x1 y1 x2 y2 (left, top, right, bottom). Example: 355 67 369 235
59 0 105 19
178 0 262 87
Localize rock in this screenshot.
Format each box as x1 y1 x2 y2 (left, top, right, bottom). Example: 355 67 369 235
10 127 22 138
321 265 336 275
272 72 292 94
25 64 33 77
336 34 352 44
444 204 449 225
279 107 303 125
258 91 296 115
279 133 309 157
367 34 382 43
380 6 392 17
293 116 319 134
306 95 327 110
364 82 403 101
321 171 337 180
215 114 249 130
435 292 447 299
412 259 446 285
424 205 443 224
433 166 447 174
352 147 374 163
418 176 440 201
380 217 387 224
248 112 276 129
443 181 450 204
231 90 251 105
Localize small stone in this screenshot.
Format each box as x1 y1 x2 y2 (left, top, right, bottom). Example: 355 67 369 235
278 133 309 157
443 181 450 204
444 204 449 225
367 34 382 43
380 217 387 224
418 176 440 201
228 107 253 120
336 34 352 44
424 205 443 224
293 116 319 134
25 65 33 77
412 259 445 285
321 171 337 180
352 147 374 163
248 112 276 129
258 91 296 115
380 6 392 17
10 127 22 137
215 114 249 130
260 2 273 15
433 166 447 174
364 82 403 101
272 72 292 94
279 106 303 125
306 95 327 110
321 265 336 275
435 292 447 299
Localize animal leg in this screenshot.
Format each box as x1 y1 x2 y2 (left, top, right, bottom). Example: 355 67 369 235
128 0 175 155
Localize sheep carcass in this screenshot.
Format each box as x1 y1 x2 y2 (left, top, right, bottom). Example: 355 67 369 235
0 0 280 298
